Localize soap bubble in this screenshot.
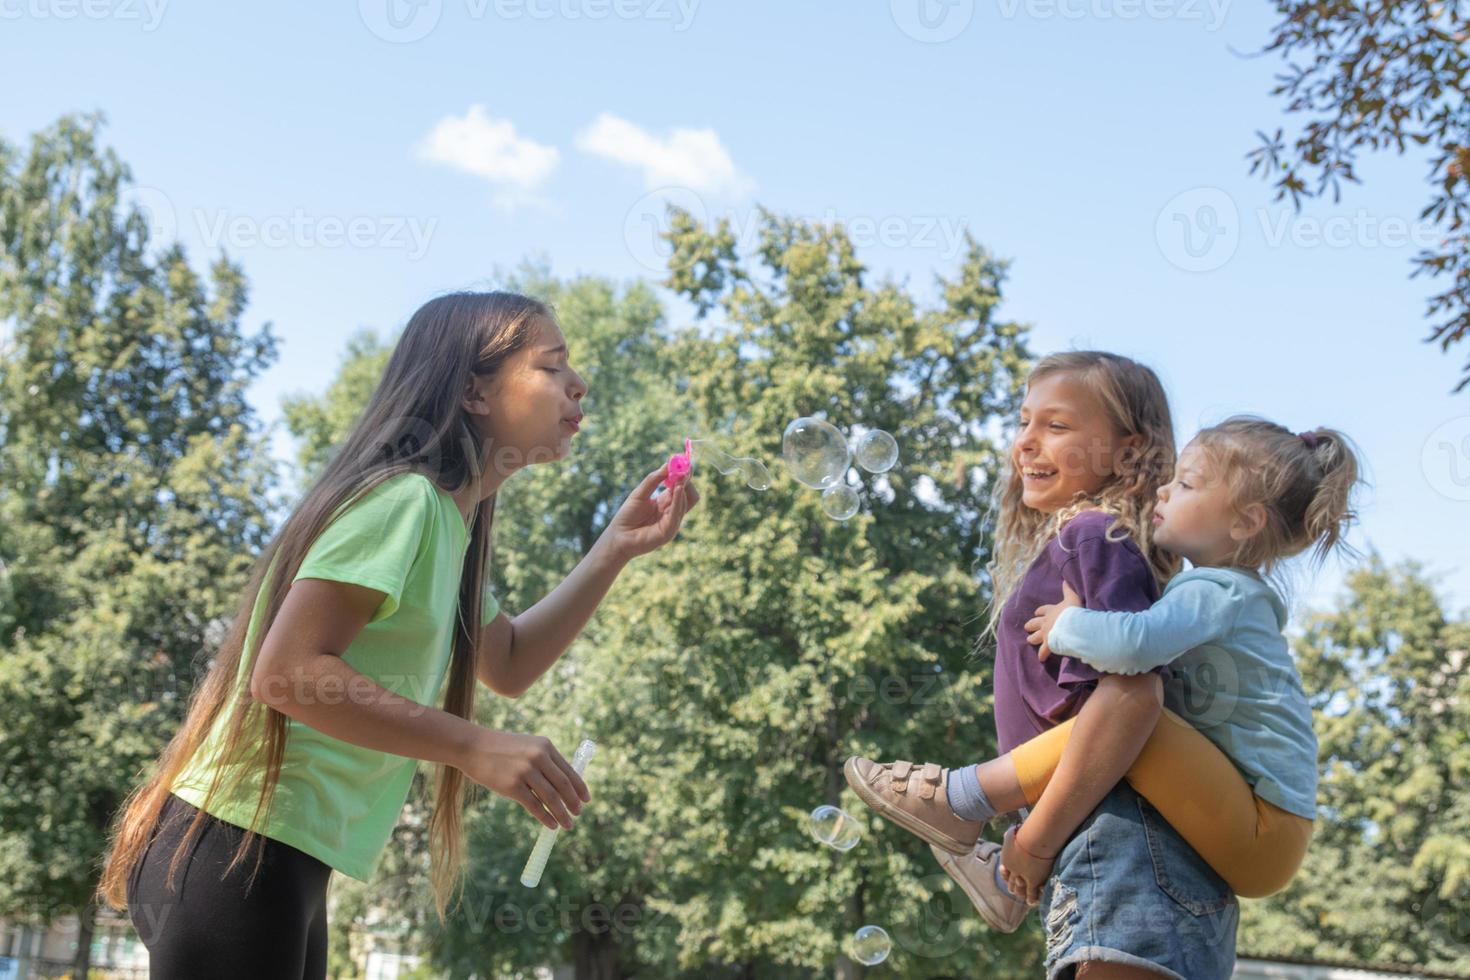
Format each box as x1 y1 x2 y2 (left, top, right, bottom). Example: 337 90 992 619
821 483 861 521
855 430 899 474
808 805 861 852
782 418 850 489
849 925 891 966
692 440 770 492
740 458 772 491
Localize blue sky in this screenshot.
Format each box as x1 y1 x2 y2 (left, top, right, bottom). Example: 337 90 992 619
4 1 1467 617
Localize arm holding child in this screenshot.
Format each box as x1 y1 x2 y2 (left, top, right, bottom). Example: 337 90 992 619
1025 574 1241 673
1000 671 1163 904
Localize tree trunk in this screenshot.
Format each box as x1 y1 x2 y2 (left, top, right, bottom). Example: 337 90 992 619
72 897 98 980
835 881 864 980
830 715 862 980
571 927 621 980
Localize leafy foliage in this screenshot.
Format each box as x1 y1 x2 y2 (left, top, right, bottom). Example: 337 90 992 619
1241 558 1470 971
0 114 278 975
1250 0 1470 390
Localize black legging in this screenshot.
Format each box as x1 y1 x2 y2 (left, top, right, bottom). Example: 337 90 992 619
126 792 333 979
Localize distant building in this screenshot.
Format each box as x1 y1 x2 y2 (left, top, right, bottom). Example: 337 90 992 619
0 909 146 978
0 910 571 979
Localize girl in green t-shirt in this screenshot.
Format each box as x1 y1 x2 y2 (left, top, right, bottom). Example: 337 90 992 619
98 291 699 978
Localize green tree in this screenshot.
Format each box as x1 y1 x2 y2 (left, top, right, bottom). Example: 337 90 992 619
1241 558 1470 970
1250 0 1470 391
0 114 278 976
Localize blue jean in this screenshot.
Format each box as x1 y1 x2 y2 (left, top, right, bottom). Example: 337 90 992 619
1040 784 1239 979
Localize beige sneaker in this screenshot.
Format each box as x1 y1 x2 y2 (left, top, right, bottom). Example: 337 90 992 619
930 841 1031 933
843 757 982 854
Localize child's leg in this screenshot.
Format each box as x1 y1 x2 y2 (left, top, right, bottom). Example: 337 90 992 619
950 738 1072 821
1008 709 1314 897
973 757 1029 814
945 754 1037 826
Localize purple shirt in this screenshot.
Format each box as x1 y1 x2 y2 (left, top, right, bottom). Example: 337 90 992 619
992 510 1162 753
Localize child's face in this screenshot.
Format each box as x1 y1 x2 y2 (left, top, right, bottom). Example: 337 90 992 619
467 315 588 475
1152 442 1255 566
1012 372 1138 514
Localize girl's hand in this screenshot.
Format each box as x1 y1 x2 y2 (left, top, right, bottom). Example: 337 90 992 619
602 463 701 564
1025 581 1083 662
1000 824 1056 906
457 729 590 831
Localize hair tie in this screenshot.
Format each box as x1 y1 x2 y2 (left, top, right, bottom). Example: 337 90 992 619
1298 430 1321 450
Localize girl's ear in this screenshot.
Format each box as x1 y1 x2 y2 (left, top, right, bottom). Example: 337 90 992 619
461 374 491 417
1230 502 1267 542
1112 432 1145 472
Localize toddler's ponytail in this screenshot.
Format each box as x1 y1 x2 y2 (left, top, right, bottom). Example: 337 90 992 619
1297 427 1361 567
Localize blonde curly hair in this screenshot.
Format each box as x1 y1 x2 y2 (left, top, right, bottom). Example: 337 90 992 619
984 351 1180 639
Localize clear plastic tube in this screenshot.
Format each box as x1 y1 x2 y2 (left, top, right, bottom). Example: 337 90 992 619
519 738 596 888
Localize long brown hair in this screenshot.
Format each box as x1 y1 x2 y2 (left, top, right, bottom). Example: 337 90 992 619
985 350 1180 637
97 290 551 920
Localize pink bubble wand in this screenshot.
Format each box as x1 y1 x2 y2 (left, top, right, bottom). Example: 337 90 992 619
663 438 693 491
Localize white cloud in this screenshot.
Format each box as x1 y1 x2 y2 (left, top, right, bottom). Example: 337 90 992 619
575 113 754 197
416 106 560 209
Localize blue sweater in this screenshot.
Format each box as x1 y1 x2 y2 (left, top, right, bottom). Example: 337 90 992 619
1048 565 1318 820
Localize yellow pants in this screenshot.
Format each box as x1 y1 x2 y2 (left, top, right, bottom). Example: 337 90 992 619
1011 708 1314 898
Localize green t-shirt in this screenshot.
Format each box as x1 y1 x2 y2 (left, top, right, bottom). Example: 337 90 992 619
171 472 499 881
